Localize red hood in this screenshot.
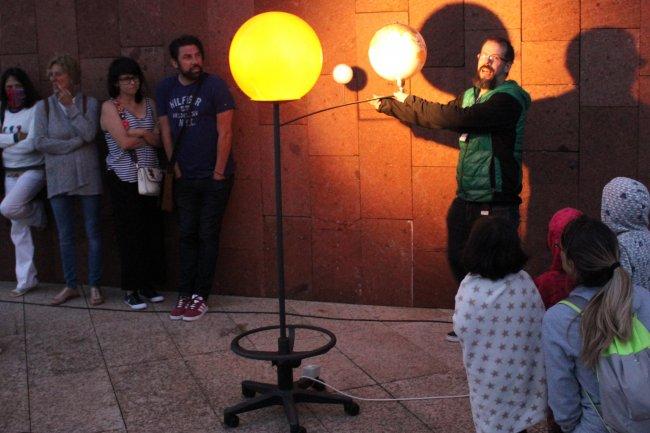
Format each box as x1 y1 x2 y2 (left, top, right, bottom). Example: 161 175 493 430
547 207 583 271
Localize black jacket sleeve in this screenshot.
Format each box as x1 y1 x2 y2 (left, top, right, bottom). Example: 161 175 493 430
378 92 522 134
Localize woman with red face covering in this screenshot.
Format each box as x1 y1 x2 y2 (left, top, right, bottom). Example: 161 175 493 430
0 67 45 296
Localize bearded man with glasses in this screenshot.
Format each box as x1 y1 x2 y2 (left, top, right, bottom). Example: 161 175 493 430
371 37 531 343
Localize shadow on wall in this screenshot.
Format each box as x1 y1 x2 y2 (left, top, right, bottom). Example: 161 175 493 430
407 3 644 295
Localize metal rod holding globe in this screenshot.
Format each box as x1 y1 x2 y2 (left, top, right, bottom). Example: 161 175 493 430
223 13 427 433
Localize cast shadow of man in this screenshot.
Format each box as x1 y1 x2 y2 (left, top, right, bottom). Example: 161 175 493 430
523 27 644 273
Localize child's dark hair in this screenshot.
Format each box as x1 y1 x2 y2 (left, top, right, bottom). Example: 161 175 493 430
0 67 39 112
169 35 204 60
462 216 528 280
107 57 146 102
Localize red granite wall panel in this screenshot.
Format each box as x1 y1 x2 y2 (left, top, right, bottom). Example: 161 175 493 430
581 0 640 29
119 0 163 48
414 250 456 308
80 58 116 100
307 75 358 156
76 0 121 58
356 0 408 13
261 124 311 217
359 120 412 219
412 166 456 251
206 0 253 79
410 0 464 67
360 219 413 306
638 76 650 187
522 151 579 274
0 0 646 308
35 0 79 74
642 1 650 76
410 68 464 167
522 41 576 85
216 247 263 297
310 156 360 226
581 29 639 107
312 224 362 303
220 179 263 251
525 84 579 152
522 0 579 41
465 0 521 30
0 1 37 54
263 216 312 298
579 107 638 218
161 0 209 51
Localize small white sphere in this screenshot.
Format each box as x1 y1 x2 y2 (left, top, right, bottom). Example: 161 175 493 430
332 63 353 84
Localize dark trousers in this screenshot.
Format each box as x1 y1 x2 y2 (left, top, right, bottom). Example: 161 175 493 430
175 176 233 299
107 171 165 293
446 197 520 283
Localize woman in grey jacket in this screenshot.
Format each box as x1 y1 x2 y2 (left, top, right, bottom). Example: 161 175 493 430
542 216 650 432
32 54 103 306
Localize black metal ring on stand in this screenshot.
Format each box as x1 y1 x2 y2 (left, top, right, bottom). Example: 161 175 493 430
231 324 337 362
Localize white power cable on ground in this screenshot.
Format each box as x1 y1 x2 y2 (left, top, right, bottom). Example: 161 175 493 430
298 376 469 402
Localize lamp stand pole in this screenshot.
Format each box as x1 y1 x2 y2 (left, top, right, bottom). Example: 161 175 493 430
224 102 359 433
274 101 290 355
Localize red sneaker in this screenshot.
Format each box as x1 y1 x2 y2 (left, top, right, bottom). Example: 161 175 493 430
183 295 208 321
170 296 190 320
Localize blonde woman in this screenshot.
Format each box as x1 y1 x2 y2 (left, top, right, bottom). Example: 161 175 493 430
32 54 103 306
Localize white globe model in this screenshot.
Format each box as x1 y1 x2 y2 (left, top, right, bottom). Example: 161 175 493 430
368 23 427 83
332 63 353 84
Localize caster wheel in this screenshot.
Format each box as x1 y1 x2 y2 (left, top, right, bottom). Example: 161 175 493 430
242 384 255 398
224 413 239 428
290 426 306 433
344 401 360 416
311 377 326 392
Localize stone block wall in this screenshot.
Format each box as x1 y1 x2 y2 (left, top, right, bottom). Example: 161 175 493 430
0 1 647 308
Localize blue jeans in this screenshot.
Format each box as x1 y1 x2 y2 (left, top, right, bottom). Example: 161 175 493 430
175 176 233 299
49 194 102 288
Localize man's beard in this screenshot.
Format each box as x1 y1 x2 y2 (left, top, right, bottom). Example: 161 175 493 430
473 66 497 90
181 65 203 81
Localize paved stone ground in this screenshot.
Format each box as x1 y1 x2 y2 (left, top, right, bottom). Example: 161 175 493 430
0 282 548 433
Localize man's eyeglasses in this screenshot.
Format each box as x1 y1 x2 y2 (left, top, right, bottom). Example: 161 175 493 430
477 53 507 63
118 76 140 84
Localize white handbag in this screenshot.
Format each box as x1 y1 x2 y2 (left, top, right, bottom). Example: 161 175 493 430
137 165 163 196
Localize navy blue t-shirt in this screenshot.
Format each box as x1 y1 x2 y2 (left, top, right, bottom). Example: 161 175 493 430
155 73 235 179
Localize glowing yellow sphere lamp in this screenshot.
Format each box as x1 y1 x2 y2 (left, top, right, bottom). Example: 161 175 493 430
225 12 360 432
229 11 323 101
368 23 427 92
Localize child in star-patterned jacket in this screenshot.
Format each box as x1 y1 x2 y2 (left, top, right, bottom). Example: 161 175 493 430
454 216 547 433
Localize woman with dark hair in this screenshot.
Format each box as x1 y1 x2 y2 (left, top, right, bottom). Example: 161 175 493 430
0 67 45 296
100 56 164 309
453 216 546 433
32 54 103 306
542 216 650 433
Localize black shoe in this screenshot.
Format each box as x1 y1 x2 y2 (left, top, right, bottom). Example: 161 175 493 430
445 331 459 343
124 292 147 310
140 288 164 303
